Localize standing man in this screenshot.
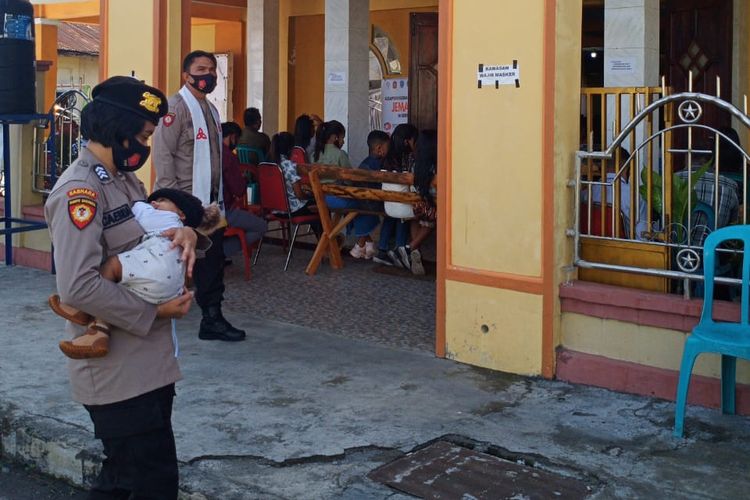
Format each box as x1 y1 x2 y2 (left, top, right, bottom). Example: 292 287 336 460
152 50 246 342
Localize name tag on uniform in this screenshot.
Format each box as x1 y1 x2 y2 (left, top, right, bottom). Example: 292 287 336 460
103 204 134 229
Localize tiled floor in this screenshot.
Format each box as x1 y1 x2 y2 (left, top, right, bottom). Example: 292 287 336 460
221 245 437 352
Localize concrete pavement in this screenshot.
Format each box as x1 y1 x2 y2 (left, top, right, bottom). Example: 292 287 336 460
1 265 749 499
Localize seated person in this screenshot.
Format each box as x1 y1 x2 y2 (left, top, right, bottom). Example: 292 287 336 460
582 148 650 240
49 189 221 359
269 131 322 236
238 107 270 163
291 114 315 164
404 130 438 275
221 121 268 257
312 120 351 168
675 166 740 245
349 130 390 259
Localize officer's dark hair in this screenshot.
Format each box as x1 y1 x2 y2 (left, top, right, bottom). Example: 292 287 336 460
221 121 242 138
80 101 147 148
367 130 389 152
243 107 262 127
182 50 217 73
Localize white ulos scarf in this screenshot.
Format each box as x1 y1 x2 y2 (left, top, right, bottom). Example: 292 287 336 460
178 85 224 212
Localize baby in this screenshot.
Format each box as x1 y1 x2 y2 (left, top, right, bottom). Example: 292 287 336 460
49 188 221 359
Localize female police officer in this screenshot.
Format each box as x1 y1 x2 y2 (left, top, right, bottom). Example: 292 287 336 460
44 76 205 499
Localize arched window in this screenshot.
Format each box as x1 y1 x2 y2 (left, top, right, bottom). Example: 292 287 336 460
369 26 402 131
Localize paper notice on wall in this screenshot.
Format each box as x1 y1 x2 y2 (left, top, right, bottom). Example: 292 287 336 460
608 58 635 75
327 71 347 86
477 62 520 88
381 77 409 134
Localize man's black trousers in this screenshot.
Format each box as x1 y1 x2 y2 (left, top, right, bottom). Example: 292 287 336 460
193 228 226 309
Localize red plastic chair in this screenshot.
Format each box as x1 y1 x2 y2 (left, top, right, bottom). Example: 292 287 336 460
223 188 262 281
253 162 320 271
579 203 626 238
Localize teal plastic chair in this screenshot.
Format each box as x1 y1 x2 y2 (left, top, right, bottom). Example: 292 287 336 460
674 225 750 437
236 145 266 165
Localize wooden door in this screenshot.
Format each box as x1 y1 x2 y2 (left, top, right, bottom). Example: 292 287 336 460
665 0 732 153
409 12 438 131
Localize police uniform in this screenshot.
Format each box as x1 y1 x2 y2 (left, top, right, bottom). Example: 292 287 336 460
152 88 244 341
44 77 185 499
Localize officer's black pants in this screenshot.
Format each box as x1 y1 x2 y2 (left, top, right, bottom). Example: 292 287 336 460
84 384 178 500
193 228 226 310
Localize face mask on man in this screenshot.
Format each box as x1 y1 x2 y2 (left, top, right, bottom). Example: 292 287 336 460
112 138 151 172
189 73 217 94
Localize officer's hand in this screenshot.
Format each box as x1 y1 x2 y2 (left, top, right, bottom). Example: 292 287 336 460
156 288 193 319
163 227 198 278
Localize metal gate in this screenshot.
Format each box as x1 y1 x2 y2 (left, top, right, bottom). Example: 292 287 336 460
572 84 750 294
33 89 90 194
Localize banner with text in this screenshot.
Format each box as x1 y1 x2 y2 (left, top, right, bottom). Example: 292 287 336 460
382 77 409 134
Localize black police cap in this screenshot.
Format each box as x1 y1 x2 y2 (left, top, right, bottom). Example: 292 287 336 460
92 76 168 125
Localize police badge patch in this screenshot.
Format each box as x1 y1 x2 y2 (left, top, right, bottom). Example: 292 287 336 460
67 188 98 230
163 112 176 127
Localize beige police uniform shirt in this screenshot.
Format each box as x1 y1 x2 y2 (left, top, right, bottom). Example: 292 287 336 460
151 92 222 200
44 147 182 406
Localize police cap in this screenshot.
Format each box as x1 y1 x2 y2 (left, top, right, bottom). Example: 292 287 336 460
92 76 168 125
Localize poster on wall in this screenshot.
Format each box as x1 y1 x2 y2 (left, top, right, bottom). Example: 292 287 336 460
207 53 231 123
381 77 408 134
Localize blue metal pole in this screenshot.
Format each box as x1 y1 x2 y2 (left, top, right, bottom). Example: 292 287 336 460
3 122 12 266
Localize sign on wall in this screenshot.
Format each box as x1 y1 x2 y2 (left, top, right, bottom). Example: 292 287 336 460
207 53 231 123
381 77 408 134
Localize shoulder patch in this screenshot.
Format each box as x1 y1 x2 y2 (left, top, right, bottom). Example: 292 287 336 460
94 165 111 182
163 112 176 127
67 189 98 230
67 187 97 200
102 204 134 229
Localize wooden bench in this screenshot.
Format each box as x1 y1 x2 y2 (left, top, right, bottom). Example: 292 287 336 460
301 164 424 276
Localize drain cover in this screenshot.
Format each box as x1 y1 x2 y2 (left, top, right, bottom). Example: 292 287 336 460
368 441 591 499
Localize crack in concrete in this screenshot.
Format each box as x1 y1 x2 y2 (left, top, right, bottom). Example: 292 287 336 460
25 412 93 435
184 444 401 468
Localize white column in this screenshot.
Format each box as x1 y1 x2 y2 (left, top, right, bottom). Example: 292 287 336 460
324 0 369 165
604 0 659 88
247 0 279 135
603 0 659 145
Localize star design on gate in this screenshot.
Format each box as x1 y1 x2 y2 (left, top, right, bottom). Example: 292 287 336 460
676 248 701 273
678 100 702 123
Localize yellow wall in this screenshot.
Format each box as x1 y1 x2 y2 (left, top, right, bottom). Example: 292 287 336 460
164 0 185 95
450 1 544 277
213 21 245 125
35 22 59 113
106 0 155 186
553 2 583 350
287 15 324 127
191 25 216 52
561 313 750 384
445 281 543 375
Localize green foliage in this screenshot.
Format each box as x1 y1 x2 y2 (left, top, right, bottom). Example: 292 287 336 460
639 160 712 226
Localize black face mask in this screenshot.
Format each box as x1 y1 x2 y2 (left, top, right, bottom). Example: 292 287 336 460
113 138 151 172
229 142 238 152
189 73 217 94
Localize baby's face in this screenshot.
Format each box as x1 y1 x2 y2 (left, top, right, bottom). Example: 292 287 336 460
150 198 185 220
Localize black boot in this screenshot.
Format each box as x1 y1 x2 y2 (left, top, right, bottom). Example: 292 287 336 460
198 306 246 341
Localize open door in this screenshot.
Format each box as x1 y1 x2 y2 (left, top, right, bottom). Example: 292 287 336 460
409 12 438 131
